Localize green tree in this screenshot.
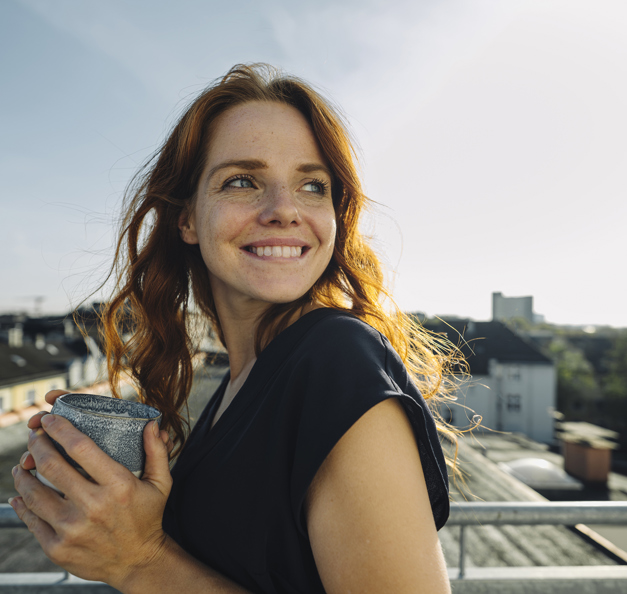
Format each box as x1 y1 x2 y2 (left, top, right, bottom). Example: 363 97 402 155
602 331 627 444
548 337 600 417
604 331 627 399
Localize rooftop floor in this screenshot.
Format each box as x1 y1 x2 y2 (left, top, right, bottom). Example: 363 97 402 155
465 430 627 552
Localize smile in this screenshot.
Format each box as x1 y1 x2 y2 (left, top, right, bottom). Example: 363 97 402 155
244 245 305 258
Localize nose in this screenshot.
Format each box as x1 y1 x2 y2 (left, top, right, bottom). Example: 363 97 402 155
258 183 302 227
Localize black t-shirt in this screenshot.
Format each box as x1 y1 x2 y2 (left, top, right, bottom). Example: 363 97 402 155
162 308 449 593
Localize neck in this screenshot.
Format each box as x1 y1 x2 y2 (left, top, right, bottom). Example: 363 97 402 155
216 304 263 379
214 298 320 379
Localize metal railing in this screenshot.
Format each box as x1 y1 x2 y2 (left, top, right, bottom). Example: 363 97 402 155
446 500 627 593
2 501 627 592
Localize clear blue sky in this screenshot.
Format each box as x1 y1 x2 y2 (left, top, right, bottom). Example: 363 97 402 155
2 0 626 327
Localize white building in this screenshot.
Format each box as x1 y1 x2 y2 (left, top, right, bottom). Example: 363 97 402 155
423 319 556 444
492 291 534 324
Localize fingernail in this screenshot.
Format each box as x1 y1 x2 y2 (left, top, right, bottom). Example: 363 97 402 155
19 452 29 466
8 497 14 506
29 428 44 439
12 465 19 477
40 414 55 427
152 421 159 437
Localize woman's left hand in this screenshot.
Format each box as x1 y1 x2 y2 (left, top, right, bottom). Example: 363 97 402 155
11 413 173 587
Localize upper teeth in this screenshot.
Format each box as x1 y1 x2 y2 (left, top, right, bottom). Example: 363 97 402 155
251 246 302 257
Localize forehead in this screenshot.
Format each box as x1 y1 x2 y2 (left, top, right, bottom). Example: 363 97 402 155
205 101 326 163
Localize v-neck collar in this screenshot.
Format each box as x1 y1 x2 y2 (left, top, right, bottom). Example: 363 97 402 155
173 307 344 481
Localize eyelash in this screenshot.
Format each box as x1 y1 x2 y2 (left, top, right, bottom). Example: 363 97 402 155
306 178 330 196
222 174 255 190
221 174 330 196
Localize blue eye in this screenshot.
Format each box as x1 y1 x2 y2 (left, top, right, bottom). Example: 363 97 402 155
226 176 254 189
303 179 329 194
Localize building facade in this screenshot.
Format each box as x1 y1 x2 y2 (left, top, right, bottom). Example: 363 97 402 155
492 291 534 324
422 318 556 444
0 316 107 426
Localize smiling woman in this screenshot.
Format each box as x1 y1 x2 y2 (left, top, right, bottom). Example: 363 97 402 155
179 102 337 310
12 64 463 594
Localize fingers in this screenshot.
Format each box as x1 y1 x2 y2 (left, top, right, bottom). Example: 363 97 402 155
45 389 71 406
12 464 67 527
28 411 49 430
20 450 36 471
28 390 70 429
28 421 105 498
39 415 129 487
9 496 59 545
142 422 173 496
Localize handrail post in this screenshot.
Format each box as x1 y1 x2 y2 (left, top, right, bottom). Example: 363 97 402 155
458 525 466 579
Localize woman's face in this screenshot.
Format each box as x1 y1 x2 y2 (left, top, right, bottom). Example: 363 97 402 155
180 101 336 314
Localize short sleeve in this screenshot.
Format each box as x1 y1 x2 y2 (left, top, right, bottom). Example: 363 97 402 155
288 314 450 535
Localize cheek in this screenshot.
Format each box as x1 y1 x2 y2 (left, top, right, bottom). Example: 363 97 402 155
197 203 249 248
320 212 337 251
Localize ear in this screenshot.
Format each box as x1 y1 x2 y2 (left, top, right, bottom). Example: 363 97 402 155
178 208 199 245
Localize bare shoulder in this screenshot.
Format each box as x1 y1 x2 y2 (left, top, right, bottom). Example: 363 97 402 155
305 398 451 594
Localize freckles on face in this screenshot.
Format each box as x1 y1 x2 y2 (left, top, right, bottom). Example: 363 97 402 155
183 101 337 309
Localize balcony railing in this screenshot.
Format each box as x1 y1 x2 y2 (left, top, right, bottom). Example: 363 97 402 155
447 500 627 593
1 501 627 592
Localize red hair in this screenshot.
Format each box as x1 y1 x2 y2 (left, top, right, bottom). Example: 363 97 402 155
98 64 466 459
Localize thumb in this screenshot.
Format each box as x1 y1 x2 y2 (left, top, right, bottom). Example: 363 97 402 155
141 421 172 495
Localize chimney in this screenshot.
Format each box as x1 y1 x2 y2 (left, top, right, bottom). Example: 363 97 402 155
8 324 23 348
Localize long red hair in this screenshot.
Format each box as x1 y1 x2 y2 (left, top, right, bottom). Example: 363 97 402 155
98 64 466 459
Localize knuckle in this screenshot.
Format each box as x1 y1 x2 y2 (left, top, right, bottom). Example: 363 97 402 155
21 489 36 510
23 510 41 534
83 496 107 524
35 449 61 478
64 435 93 460
28 411 45 425
58 520 81 546
46 541 68 566
110 477 134 505
28 428 45 449
45 389 69 402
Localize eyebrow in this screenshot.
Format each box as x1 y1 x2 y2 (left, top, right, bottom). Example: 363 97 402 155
206 159 333 183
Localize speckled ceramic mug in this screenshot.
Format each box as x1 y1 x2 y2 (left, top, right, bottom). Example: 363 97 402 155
36 394 161 494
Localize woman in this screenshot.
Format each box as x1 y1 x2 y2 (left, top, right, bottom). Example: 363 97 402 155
12 64 458 593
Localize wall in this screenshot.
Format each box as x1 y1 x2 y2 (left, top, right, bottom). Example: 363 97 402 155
492 292 534 323
0 374 66 417
444 361 556 444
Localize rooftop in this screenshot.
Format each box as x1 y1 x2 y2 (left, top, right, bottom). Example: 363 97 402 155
438 434 627 570
420 318 552 374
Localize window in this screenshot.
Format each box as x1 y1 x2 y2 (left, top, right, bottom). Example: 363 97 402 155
0 396 5 415
24 390 36 407
508 367 521 381
507 394 521 412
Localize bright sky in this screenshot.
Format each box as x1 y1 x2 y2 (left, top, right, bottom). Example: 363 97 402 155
1 0 626 327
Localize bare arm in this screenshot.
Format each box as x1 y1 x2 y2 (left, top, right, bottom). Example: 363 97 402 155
305 397 451 593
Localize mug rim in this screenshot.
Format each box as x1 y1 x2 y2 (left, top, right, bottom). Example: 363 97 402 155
57 393 162 422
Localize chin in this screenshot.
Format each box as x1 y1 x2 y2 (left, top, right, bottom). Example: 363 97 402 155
252 285 313 305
